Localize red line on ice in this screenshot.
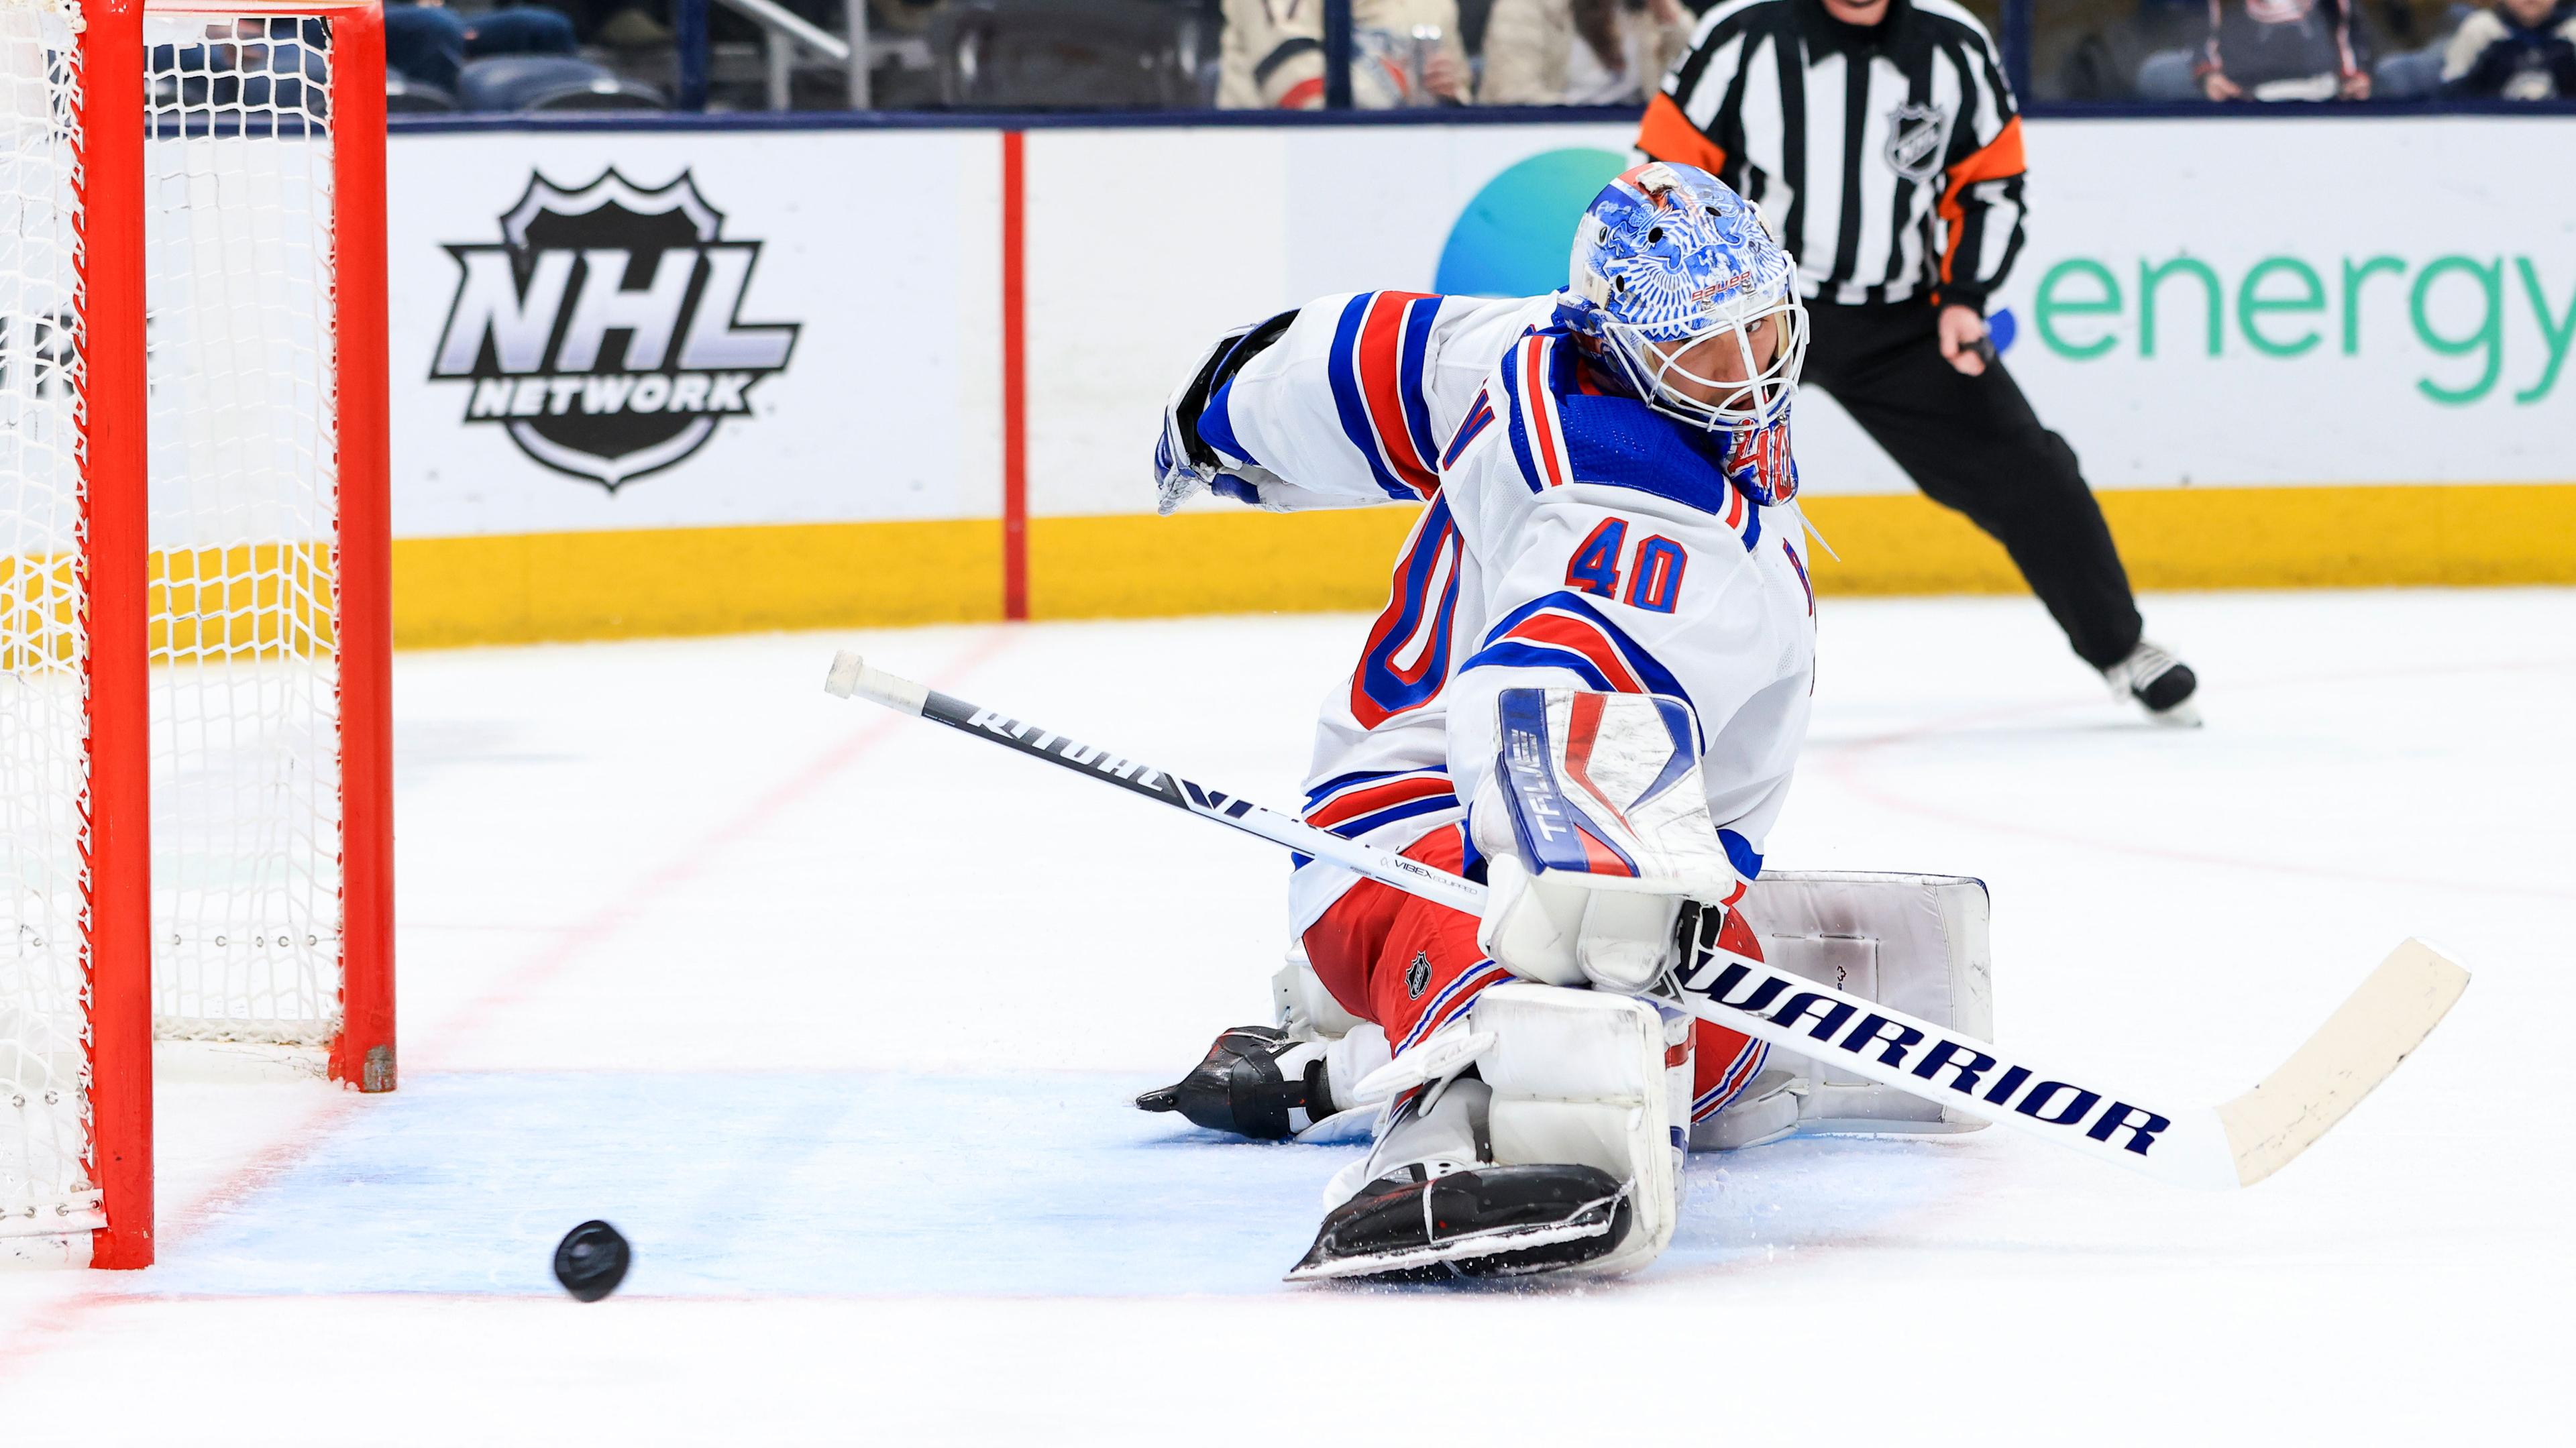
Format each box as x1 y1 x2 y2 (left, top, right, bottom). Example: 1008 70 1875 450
0 630 1024 1369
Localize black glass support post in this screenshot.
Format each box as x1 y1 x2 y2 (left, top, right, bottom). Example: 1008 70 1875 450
1324 0 1354 109
677 0 710 111
2001 0 2033 104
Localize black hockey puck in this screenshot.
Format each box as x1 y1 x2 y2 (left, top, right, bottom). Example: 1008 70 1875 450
552 1219 631 1302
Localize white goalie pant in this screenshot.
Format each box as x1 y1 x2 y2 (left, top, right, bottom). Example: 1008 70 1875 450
1279 870 1997 1154
1328 981 1693 1278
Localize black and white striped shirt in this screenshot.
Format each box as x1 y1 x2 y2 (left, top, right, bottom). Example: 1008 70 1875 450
1638 0 2028 309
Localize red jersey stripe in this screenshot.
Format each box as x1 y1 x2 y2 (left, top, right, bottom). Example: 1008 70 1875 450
1358 293 1438 499
1501 612 1646 694
1305 773 1456 831
1521 340 1567 488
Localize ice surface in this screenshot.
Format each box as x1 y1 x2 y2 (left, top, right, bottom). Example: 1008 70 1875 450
0 589 2565 1443
138 1073 1962 1300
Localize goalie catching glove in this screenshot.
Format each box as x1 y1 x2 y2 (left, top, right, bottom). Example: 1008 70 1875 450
1151 310 1295 515
1472 687 1764 995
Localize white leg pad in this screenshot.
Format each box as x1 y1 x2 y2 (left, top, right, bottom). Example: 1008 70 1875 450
1472 983 1680 1277
1697 871 1996 1148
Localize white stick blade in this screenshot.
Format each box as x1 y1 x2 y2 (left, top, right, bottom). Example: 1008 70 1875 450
824 651 865 698
822 652 930 716
2217 938 2470 1186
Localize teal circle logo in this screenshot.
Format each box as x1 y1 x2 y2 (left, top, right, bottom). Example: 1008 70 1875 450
1434 148 1627 298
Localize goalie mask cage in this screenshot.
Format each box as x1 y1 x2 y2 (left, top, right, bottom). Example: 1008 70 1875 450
1 0 390 1269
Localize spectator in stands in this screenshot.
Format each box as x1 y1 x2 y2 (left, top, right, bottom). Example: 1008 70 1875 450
2443 0 2576 96
1477 0 1693 105
2194 0 2371 99
1219 0 1471 107
384 1 580 96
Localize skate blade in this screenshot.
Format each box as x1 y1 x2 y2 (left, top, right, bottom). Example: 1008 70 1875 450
1283 1194 1623 1283
2147 698 2204 728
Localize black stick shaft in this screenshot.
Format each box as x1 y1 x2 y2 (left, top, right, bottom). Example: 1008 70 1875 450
822 651 1486 911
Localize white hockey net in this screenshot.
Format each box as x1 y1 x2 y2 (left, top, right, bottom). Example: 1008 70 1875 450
144 11 345 1047
2 0 350 1237
0 0 100 1237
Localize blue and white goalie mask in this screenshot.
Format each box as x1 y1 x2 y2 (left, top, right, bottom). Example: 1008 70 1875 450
1565 163 1806 434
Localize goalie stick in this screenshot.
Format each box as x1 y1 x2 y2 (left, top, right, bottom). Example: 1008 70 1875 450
826 651 2467 1191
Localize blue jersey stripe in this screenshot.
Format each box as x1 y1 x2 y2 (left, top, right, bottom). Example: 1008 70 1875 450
1305 767 1423 810
1324 793 1463 842
1717 828 1764 880
1397 297 1439 471
1497 343 1545 494
1197 378 1260 469
1481 592 1695 712
1458 640 1618 693
1327 294 1413 503
1442 395 1495 469
1467 593 1704 749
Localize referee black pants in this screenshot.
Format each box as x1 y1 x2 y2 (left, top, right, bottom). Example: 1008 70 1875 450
1803 300 2143 671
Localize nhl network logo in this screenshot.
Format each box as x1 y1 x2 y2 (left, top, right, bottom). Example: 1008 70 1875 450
429 170 802 492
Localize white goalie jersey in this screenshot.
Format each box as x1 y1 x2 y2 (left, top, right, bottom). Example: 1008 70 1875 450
1191 291 1819 936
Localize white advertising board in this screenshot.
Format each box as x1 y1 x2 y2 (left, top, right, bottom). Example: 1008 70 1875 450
2004 117 2576 491
1022 114 2574 510
1020 121 1638 516
386 128 999 538
380 115 2573 537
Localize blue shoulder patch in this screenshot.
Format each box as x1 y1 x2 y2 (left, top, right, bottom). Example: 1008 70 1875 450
1500 332 1757 521
1554 390 1738 516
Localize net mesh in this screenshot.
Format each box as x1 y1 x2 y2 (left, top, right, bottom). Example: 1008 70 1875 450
0 0 99 1236
1 2 347 1236
144 13 344 1046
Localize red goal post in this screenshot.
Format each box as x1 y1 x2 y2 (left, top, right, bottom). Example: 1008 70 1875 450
0 0 390 1270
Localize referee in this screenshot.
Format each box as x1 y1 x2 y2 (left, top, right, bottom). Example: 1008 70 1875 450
1638 0 2199 722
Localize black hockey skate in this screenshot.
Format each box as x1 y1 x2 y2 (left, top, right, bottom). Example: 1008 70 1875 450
2103 640 2200 726
1285 1164 1633 1283
1136 1025 1335 1140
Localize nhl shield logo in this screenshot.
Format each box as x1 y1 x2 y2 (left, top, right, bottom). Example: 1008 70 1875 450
429 170 802 492
1405 950 1433 1000
1882 103 1952 184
